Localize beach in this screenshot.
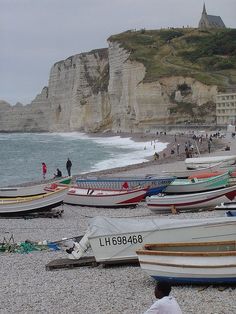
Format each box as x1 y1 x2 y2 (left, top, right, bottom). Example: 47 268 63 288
0 131 236 314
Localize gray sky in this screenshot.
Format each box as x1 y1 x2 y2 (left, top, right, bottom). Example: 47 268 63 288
1 0 235 105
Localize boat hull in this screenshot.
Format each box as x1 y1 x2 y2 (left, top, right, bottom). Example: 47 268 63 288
137 241 236 284
75 176 174 197
0 177 71 198
146 185 236 212
69 216 236 263
64 187 147 207
0 187 68 214
164 172 229 194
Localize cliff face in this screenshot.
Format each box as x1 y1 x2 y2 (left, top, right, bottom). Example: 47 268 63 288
0 49 110 133
107 41 217 131
47 49 110 132
0 88 51 132
0 43 218 133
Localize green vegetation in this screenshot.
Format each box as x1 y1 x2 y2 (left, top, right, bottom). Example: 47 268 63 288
180 29 236 61
108 28 236 87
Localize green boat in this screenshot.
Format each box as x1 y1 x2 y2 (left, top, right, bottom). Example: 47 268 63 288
164 172 229 194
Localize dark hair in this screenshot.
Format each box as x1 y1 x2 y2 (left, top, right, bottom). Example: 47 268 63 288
156 281 171 296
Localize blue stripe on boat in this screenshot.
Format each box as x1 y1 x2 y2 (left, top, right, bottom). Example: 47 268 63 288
152 275 236 284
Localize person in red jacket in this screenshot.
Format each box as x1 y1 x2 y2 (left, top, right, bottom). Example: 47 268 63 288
42 162 47 179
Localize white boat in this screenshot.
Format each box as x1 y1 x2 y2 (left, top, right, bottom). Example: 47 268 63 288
0 186 68 214
64 187 147 207
66 216 236 263
185 155 236 170
146 184 236 213
164 172 229 194
0 177 72 198
162 162 222 178
136 240 236 284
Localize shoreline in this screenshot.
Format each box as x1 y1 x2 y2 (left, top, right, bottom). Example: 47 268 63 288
12 131 225 187
73 131 224 178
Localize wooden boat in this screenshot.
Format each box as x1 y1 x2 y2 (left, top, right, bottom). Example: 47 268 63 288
64 187 147 207
0 177 72 198
146 184 236 213
0 186 68 215
75 176 175 196
66 216 236 262
162 162 222 179
185 155 236 170
136 240 236 284
164 172 229 194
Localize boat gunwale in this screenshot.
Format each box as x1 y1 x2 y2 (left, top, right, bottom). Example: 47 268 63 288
144 240 236 248
148 184 236 200
76 177 175 182
170 172 229 186
67 187 147 198
136 240 236 257
0 187 68 204
138 260 236 268
136 250 236 257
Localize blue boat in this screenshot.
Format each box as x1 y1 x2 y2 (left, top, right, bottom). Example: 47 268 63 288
75 176 175 196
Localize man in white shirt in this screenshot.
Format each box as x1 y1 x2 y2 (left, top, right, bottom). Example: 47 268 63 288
144 281 182 314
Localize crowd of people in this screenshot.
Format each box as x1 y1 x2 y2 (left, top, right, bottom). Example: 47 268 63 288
41 158 72 179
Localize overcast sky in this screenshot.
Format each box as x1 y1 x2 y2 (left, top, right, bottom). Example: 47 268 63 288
1 0 235 105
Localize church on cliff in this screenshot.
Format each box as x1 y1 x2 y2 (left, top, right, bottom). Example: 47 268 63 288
198 3 226 29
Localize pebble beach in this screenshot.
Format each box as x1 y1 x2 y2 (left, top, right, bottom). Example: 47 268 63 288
1 132 236 314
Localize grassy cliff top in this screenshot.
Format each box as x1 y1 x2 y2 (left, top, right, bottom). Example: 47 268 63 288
108 28 236 90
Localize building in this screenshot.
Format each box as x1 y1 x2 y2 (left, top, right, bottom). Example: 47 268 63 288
216 92 236 125
198 4 226 29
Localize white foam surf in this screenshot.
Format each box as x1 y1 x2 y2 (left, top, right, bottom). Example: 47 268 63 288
49 132 168 172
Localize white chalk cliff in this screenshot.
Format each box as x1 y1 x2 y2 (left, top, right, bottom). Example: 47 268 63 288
0 43 217 132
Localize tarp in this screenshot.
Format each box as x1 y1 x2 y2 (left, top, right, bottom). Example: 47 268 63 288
87 216 236 238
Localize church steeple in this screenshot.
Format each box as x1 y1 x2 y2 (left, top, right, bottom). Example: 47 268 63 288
202 3 207 15
199 3 226 29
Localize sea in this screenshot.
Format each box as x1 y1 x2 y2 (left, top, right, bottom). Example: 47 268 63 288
0 132 168 187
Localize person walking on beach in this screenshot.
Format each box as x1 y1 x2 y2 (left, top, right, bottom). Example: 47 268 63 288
208 140 211 153
66 158 72 176
177 143 180 155
42 162 47 179
144 281 182 314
